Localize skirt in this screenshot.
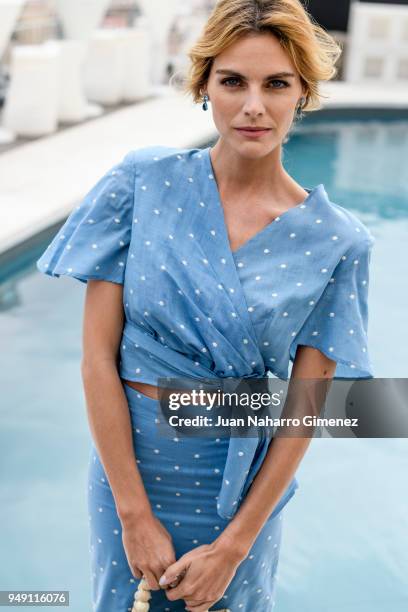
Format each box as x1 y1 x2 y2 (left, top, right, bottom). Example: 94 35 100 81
87 381 284 612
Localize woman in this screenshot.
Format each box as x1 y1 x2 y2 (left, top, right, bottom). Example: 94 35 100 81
36 1 375 610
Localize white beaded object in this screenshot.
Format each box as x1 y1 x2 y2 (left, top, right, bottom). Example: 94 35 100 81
131 577 151 611
130 576 230 611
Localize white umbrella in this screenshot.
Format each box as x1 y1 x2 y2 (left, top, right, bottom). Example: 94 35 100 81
0 0 24 60
51 0 112 121
55 0 111 42
137 0 182 87
0 0 25 143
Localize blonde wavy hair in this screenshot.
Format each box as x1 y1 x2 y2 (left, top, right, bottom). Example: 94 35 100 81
179 0 342 113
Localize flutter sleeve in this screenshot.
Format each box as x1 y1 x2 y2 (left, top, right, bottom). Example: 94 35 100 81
36 151 135 285
289 234 376 379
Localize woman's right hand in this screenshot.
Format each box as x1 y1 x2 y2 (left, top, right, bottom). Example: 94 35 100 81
121 511 177 590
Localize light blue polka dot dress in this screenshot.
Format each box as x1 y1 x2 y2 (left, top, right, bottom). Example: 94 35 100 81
36 145 375 611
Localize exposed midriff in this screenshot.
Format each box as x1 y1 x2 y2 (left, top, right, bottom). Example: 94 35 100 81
121 379 160 399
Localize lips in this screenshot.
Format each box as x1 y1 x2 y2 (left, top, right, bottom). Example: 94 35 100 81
234 127 271 138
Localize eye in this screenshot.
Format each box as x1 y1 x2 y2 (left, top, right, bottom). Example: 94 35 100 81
220 77 289 88
270 79 289 88
221 77 241 87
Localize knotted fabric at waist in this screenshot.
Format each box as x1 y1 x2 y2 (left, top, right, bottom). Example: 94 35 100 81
121 320 297 520
121 320 266 383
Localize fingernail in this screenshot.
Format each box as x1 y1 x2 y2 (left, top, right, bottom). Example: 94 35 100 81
159 574 168 586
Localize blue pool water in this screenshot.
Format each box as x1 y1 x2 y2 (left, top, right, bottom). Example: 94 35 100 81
1 112 407 611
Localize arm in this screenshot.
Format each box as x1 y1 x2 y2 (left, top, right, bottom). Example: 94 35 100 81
160 345 337 607
82 280 179 589
213 345 337 559
81 279 153 524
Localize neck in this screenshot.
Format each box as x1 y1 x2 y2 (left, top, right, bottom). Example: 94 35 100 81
209 138 289 195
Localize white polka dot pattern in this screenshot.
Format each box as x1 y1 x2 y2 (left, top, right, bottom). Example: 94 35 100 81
88 390 285 612
38 144 376 612
36 145 375 384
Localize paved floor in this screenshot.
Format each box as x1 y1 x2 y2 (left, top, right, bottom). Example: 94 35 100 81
0 86 215 254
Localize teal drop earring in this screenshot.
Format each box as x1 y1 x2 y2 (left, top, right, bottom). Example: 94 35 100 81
296 96 306 117
202 93 209 111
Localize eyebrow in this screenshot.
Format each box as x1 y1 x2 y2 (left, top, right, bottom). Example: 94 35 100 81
215 68 295 79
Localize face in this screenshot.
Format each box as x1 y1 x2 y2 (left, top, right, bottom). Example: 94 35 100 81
206 32 306 157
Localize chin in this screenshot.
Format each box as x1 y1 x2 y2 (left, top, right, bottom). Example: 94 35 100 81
236 140 277 158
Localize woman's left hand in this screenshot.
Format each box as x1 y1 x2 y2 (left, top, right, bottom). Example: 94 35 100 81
159 538 246 611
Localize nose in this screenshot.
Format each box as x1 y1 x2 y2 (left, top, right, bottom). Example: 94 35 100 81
242 86 266 115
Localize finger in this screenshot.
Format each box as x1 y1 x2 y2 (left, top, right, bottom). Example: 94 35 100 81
161 572 187 591
131 567 142 580
158 561 181 590
142 568 160 591
162 577 180 591
159 558 189 586
185 601 214 611
167 576 182 588
184 599 207 607
164 577 194 601
153 563 174 589
146 562 175 590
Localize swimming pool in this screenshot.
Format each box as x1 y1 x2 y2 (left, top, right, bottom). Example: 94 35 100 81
1 111 407 611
